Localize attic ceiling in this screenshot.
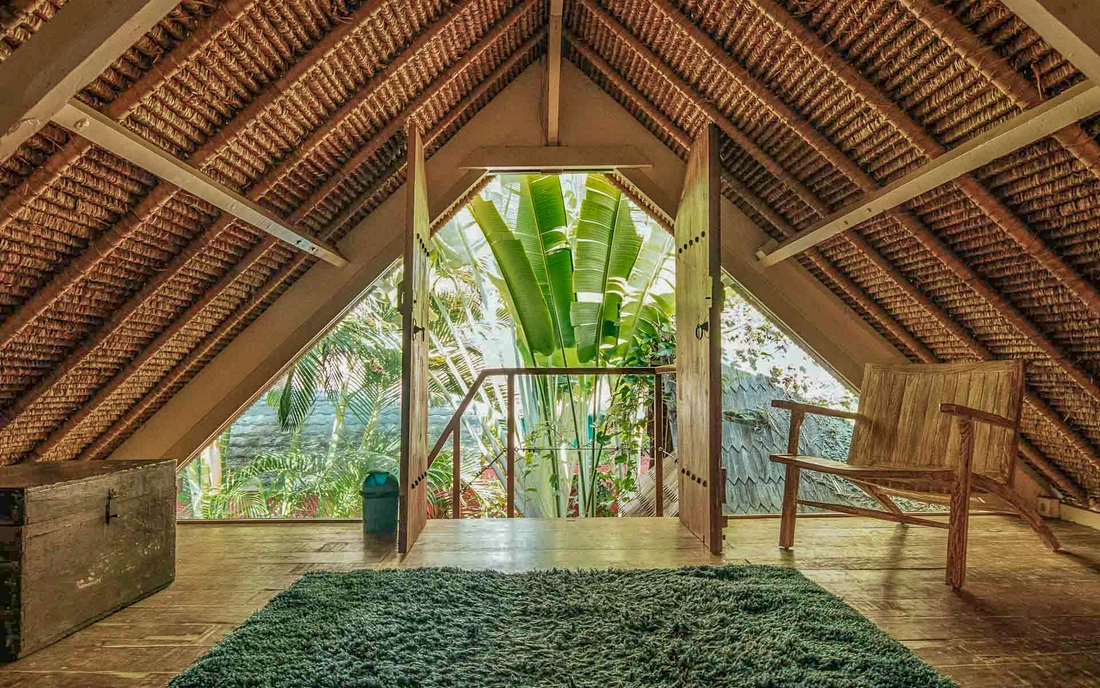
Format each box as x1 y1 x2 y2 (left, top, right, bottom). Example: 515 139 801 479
1 0 1099 505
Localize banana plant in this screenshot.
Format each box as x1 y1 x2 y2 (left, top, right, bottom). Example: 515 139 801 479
465 174 674 517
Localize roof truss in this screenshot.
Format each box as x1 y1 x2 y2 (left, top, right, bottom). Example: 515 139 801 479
0 0 1097 503
545 0 564 145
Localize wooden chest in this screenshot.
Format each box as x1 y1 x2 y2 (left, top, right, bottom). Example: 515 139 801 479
0 459 176 660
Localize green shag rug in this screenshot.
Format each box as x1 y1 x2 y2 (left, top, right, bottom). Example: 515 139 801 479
171 565 956 687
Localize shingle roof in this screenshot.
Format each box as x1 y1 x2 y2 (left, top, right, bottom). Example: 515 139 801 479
622 366 869 516
0 0 1098 507
720 369 865 514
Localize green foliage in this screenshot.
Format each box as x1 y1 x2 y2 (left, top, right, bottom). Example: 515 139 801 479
468 196 556 355
465 174 674 517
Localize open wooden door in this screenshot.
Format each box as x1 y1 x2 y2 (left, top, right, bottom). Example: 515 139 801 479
398 127 431 554
674 122 725 554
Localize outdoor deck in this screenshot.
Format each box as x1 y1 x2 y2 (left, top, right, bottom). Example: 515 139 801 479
1 516 1099 687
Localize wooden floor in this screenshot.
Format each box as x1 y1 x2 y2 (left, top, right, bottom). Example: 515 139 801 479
2 515 1100 687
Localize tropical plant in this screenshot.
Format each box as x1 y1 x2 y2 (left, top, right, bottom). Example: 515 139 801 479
463 174 676 517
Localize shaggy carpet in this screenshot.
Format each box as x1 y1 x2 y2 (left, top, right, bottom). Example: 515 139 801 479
171 565 956 687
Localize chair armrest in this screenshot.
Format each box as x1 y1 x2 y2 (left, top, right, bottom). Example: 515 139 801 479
771 399 862 421
939 403 1017 431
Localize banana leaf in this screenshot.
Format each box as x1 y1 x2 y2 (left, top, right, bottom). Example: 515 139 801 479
514 175 575 348
613 226 675 360
570 175 639 363
469 197 556 355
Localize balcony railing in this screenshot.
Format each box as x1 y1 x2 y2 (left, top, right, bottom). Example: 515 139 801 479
428 365 676 518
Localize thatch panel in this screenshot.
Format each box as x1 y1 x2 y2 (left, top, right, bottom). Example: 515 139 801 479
590 0 861 209
79 262 308 463
0 189 230 400
800 257 917 358
0 0 67 61
946 0 1084 98
780 0 1021 147
675 0 921 185
904 183 1100 377
816 238 973 360
0 252 281 464
975 138 1100 289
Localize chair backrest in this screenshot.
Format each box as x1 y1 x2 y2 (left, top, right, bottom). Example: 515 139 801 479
848 360 1023 482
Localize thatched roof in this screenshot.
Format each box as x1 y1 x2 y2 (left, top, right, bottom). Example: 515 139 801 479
1 0 1099 506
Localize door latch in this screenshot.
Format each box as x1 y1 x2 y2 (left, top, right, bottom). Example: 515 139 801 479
695 321 709 340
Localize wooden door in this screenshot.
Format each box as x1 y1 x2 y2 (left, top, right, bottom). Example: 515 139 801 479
674 122 725 554
398 127 431 554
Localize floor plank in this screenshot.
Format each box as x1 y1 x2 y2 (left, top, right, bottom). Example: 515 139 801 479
1 515 1098 687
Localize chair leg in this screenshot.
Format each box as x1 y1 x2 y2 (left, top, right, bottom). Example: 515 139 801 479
946 477 970 590
973 476 1061 552
946 416 976 590
779 465 800 549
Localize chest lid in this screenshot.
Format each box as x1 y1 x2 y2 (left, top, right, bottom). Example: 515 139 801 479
0 460 174 526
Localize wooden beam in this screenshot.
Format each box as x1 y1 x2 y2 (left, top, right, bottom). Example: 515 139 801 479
797 500 950 528
757 81 1100 265
1000 0 1100 84
51 100 348 267
458 144 651 171
545 0 563 145
0 0 179 164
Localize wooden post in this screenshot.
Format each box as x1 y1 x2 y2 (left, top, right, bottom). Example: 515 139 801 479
507 373 516 518
452 431 461 519
653 372 665 517
947 417 974 589
778 409 804 549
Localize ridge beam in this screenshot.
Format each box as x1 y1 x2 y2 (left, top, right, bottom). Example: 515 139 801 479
458 144 651 172
52 99 348 267
0 0 178 164
758 81 1100 266
546 0 563 145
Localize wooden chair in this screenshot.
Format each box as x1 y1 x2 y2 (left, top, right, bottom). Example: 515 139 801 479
769 360 1060 589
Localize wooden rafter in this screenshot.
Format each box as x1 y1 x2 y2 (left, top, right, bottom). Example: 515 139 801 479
757 81 1100 265
52 100 348 266
0 0 540 461
546 0 564 145
68 29 547 463
565 31 1096 497
0 0 179 163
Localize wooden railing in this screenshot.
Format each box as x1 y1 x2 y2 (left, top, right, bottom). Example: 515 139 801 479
428 365 676 518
